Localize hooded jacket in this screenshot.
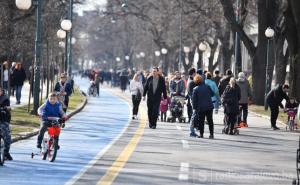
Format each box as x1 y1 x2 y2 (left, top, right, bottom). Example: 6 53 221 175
236 78 252 104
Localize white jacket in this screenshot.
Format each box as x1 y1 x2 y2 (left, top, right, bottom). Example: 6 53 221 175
130 80 144 96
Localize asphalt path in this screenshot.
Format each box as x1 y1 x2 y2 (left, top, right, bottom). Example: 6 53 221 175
0 77 131 185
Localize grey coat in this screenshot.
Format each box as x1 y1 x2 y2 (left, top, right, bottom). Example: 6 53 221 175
236 79 252 104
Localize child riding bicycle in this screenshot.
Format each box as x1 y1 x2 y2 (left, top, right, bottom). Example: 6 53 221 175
37 93 68 149
285 98 299 128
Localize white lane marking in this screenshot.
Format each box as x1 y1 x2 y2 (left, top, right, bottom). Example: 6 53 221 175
178 162 189 181
181 140 189 149
176 125 182 130
65 91 132 185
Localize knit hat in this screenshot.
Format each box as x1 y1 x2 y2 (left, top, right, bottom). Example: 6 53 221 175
196 68 203 75
238 72 246 80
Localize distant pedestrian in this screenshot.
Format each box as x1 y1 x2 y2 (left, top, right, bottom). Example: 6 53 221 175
120 69 128 92
218 69 233 96
11 63 26 104
2 61 9 92
236 72 252 126
9 62 16 97
205 72 220 114
212 70 222 86
95 74 101 96
266 84 289 130
129 73 144 120
192 74 214 139
160 96 170 122
222 78 241 135
54 73 72 112
143 67 167 129
187 68 196 123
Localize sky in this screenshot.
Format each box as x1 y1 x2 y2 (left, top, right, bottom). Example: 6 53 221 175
74 0 107 16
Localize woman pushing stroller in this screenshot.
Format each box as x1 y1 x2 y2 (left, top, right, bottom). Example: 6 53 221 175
222 78 241 135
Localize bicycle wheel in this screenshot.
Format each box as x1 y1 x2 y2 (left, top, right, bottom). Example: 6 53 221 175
0 136 5 166
48 137 58 162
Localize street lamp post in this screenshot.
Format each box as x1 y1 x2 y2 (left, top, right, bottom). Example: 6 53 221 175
16 0 43 114
61 19 72 76
155 50 161 68
161 48 168 74
57 29 67 71
199 42 207 69
140 52 145 70
264 27 275 110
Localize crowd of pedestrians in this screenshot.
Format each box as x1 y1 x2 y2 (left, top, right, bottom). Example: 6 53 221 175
120 66 299 139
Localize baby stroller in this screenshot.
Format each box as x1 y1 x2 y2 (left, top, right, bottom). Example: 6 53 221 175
222 114 240 135
88 81 97 97
167 96 186 123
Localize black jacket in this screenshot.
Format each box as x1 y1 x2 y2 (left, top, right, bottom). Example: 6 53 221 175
12 68 26 86
143 76 167 101
192 83 214 112
222 85 241 115
266 84 289 107
0 95 11 123
218 76 232 96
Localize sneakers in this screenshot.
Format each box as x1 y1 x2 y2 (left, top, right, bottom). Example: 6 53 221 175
198 134 204 138
5 153 13 161
190 132 198 137
37 143 42 149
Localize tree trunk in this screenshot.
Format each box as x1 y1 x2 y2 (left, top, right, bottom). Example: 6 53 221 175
275 36 288 85
285 0 300 101
208 39 218 73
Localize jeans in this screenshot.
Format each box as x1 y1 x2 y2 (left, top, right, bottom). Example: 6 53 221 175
161 112 167 121
15 85 23 103
238 103 248 123
187 98 193 122
190 111 198 134
0 122 11 154
132 95 141 115
270 106 279 127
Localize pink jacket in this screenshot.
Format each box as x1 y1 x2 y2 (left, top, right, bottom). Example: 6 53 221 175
160 97 171 113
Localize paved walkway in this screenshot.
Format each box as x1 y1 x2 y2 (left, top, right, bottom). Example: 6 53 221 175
10 82 47 109
0 78 298 185
0 77 131 185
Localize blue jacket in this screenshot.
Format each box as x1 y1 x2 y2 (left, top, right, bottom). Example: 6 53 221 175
205 79 220 103
192 83 214 112
39 100 65 121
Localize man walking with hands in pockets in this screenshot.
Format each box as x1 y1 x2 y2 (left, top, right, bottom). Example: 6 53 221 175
143 67 167 129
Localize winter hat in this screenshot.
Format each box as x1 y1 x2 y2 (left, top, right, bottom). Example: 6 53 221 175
196 68 203 75
238 72 246 80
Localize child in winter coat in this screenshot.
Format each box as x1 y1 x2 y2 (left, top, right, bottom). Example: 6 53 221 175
160 96 170 122
285 98 299 125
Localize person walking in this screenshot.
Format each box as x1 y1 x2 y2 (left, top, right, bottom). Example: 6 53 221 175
169 71 185 97
9 62 16 97
120 69 128 92
192 74 214 139
54 73 73 112
11 63 26 104
222 78 241 135
143 67 167 129
187 68 196 123
129 73 144 120
205 72 220 114
2 61 9 93
212 70 222 86
266 84 290 130
95 73 101 96
236 72 252 126
218 69 233 96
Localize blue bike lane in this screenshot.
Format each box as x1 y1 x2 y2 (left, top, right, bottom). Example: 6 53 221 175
0 78 131 185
